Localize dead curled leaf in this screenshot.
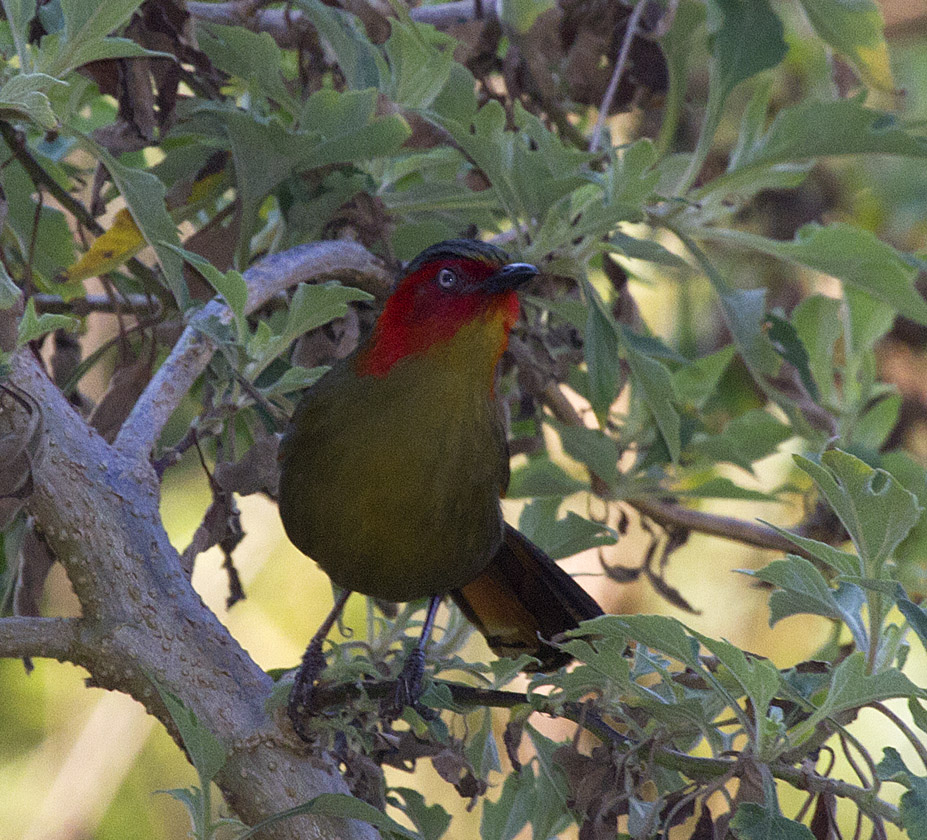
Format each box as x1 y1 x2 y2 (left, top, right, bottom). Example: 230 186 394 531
13 527 55 619
0 383 44 529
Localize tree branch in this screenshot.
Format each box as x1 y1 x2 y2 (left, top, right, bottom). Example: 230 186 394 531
589 0 648 152
4 342 378 840
0 616 82 661
627 496 814 559
310 676 901 826
113 240 390 463
0 121 161 290
186 1 493 44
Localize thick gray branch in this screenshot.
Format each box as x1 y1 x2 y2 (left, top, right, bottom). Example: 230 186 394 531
3 344 377 840
187 0 492 46
113 240 389 464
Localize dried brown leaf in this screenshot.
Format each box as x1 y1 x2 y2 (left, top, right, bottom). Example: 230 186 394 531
689 804 716 840
213 434 280 498
14 528 55 619
88 347 155 442
810 792 841 840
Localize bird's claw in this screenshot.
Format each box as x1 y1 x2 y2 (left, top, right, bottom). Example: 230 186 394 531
287 641 327 741
383 648 437 721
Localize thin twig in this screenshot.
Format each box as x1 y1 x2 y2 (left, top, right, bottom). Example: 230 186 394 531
628 496 816 560
871 701 927 772
589 1 648 153
304 674 901 824
0 121 161 290
113 241 390 463
33 293 163 317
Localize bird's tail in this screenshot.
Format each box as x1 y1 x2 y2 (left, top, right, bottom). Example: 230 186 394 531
450 523 603 670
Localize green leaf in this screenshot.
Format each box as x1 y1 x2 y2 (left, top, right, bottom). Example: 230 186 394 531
733 98 927 171
237 792 419 840
464 708 501 778
674 476 775 502
428 98 594 228
262 365 329 397
390 788 451 840
844 284 896 358
894 585 927 656
794 450 923 574
0 140 75 283
518 499 617 560
692 631 781 718
0 72 65 129
481 767 535 840
78 135 186 307
298 89 411 170
582 281 623 421
874 748 927 840
813 651 922 721
551 421 619 484
791 295 842 405
60 0 143 45
691 409 792 473
711 224 927 326
718 286 782 378
247 282 372 377
609 229 689 269
16 297 79 346
2 0 37 59
746 556 868 650
796 0 893 91
498 0 555 33
765 312 818 401
852 393 901 452
756 521 860 576
0 263 20 309
293 0 383 90
506 456 587 499
706 0 787 100
285 282 372 345
880 452 927 574
41 0 153 75
620 325 681 463
166 245 248 339
198 24 299 113
615 614 701 669
524 725 572 839
216 92 408 263
384 18 455 109
730 803 814 840
151 682 227 783
672 345 734 409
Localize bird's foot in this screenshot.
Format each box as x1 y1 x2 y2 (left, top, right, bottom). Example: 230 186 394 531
384 648 437 721
287 640 327 741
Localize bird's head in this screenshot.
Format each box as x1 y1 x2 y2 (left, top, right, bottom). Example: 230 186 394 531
357 239 538 377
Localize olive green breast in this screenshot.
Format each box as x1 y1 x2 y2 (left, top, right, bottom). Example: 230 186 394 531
278 315 510 601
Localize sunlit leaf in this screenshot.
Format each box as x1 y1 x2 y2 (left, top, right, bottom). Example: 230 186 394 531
797 0 894 91
795 450 923 574
61 208 145 283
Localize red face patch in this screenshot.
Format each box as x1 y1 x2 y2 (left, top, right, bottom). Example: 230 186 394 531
356 257 521 377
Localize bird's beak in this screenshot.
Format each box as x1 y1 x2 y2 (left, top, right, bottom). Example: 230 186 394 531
485 262 539 293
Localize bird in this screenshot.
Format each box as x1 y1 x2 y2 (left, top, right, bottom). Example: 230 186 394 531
278 238 603 735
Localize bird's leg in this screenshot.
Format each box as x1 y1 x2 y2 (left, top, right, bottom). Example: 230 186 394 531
388 595 442 719
288 588 352 740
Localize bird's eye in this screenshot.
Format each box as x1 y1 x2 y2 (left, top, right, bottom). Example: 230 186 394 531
436 268 458 289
